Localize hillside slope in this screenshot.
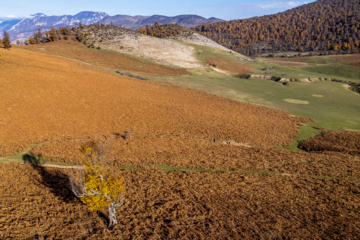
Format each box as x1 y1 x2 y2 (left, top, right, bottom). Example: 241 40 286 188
194 0 360 56
0 46 305 156
76 25 237 68
1 45 360 239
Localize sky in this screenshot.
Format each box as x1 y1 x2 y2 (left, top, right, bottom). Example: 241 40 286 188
1 0 315 21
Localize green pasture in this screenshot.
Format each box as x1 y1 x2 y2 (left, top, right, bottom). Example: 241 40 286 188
162 46 360 149
257 55 360 82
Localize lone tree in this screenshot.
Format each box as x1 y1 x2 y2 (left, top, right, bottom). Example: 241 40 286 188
2 31 11 49
69 139 125 228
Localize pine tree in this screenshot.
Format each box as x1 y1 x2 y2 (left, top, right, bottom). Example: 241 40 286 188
2 31 11 49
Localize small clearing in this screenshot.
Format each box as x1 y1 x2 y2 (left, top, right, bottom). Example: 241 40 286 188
283 99 310 104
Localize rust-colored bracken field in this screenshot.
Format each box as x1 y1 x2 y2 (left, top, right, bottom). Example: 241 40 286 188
0 47 303 156
1 45 360 239
299 130 360 155
1 164 359 239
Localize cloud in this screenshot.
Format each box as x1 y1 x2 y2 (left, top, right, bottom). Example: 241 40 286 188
6 14 16 18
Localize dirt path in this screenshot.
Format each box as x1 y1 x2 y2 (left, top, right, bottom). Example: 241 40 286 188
42 164 84 169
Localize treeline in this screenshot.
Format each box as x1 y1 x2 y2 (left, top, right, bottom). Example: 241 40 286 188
26 26 73 44
194 0 360 56
137 22 193 38
25 23 97 45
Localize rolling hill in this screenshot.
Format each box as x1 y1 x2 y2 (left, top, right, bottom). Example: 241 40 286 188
0 22 360 238
194 0 360 56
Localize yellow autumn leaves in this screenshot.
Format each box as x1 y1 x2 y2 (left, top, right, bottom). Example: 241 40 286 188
79 140 125 212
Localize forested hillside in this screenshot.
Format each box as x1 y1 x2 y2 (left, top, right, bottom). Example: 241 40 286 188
194 0 360 56
137 22 193 38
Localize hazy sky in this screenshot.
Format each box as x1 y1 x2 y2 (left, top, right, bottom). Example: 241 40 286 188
1 0 314 20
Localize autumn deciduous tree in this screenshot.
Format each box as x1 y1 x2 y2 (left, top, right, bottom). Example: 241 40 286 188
193 0 360 56
48 27 58 42
2 31 11 49
28 38 37 45
69 139 125 228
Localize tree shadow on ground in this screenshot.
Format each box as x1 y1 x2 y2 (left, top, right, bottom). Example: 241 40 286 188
23 154 78 203
22 153 110 226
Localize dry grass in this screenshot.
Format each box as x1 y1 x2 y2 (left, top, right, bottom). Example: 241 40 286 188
0 47 303 156
20 40 188 76
1 44 360 239
299 130 360 155
1 164 359 239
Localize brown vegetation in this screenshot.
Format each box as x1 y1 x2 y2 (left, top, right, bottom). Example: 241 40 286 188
22 40 187 76
194 0 360 56
1 164 359 239
137 22 193 38
0 47 305 157
299 130 360 155
1 36 360 239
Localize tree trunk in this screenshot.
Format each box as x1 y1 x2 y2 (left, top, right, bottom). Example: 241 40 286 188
108 202 118 228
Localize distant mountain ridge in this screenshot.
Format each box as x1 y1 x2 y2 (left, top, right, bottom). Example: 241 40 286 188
100 14 222 29
0 19 22 32
2 12 109 42
0 11 222 43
